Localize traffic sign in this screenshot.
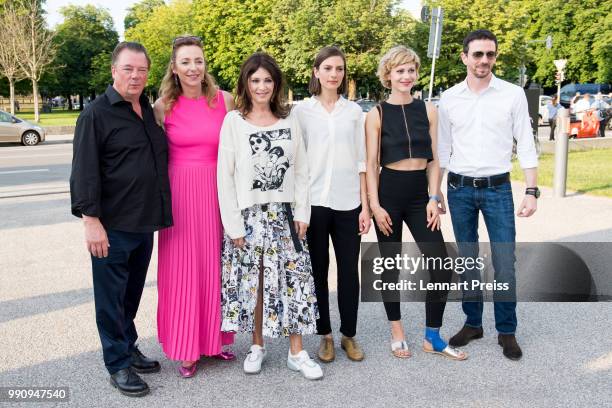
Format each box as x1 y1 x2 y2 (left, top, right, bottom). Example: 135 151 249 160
427 8 443 58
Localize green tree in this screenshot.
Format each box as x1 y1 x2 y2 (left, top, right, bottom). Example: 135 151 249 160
124 0 165 31
260 0 416 99
0 6 26 114
89 52 113 93
124 0 194 89
5 0 56 121
53 5 118 109
419 0 530 91
192 0 276 90
526 0 612 87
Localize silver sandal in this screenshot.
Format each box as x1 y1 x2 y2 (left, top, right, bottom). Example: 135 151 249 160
391 340 412 359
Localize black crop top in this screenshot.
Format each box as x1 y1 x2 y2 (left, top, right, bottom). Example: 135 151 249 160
378 99 433 166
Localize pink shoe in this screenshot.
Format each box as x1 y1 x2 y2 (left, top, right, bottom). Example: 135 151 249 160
212 351 236 361
177 362 197 378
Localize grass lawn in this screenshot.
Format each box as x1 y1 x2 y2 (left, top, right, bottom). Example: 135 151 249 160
512 148 612 198
17 109 80 126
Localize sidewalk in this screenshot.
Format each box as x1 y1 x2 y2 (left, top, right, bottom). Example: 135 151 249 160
45 134 74 144
0 184 610 407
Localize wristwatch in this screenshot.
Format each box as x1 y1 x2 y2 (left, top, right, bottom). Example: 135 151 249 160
525 187 540 199
429 195 441 202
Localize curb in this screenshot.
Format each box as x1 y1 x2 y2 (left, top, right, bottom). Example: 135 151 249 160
44 125 76 135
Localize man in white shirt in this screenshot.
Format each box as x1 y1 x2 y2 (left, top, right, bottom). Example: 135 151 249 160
573 94 592 122
592 92 610 137
437 29 539 361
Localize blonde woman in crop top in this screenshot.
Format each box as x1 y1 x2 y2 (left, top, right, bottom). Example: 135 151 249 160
365 46 467 361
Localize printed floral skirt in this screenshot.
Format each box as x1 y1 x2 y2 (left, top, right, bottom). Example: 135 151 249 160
221 203 319 338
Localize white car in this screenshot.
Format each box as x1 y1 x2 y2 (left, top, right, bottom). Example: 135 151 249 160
538 95 552 126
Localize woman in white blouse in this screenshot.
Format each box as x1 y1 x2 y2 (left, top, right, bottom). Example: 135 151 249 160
294 46 371 364
217 52 323 380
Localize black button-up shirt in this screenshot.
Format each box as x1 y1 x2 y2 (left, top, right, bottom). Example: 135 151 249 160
70 85 172 233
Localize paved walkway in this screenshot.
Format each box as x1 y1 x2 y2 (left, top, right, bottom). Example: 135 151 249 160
0 183 610 407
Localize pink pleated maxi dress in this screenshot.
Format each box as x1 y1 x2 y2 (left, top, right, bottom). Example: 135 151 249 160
157 91 234 361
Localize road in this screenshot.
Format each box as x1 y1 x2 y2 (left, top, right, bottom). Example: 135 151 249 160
0 142 71 198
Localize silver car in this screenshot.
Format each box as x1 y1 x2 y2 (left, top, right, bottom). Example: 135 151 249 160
0 109 46 146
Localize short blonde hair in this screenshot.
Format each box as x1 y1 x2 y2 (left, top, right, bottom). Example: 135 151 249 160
377 46 421 89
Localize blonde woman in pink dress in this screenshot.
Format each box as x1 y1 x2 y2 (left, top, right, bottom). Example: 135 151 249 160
154 36 235 378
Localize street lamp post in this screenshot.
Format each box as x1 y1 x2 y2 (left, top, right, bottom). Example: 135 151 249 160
553 59 569 198
422 6 443 101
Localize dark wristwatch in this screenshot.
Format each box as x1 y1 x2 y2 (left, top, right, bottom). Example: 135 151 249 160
525 187 540 199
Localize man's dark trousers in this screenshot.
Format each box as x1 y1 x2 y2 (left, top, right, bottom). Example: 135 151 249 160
91 229 153 374
548 118 556 140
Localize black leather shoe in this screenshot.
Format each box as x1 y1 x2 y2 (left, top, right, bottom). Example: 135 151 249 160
498 334 523 360
110 367 149 397
449 325 484 347
130 346 161 374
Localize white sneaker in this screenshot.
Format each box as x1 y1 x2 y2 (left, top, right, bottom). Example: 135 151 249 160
243 344 266 374
287 350 323 380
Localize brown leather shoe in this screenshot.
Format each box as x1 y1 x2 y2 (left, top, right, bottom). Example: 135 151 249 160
318 337 335 363
449 325 484 347
498 334 522 360
341 336 365 362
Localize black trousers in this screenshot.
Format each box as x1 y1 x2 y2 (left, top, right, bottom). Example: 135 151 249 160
549 118 556 140
307 205 361 337
375 168 452 327
91 229 153 374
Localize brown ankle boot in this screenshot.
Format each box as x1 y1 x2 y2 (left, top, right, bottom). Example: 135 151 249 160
341 336 365 362
498 334 522 360
318 337 335 363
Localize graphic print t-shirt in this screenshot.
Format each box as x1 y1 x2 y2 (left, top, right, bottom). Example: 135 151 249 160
217 110 310 239
248 127 292 192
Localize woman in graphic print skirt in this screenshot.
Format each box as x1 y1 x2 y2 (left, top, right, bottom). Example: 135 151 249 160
217 52 323 380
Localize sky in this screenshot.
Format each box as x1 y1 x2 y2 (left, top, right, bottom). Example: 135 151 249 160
45 0 423 39
46 0 137 38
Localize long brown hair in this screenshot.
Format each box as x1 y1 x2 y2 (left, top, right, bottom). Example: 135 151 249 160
308 46 347 95
159 35 218 112
235 52 289 119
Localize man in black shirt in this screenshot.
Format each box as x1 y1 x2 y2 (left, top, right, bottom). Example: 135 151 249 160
70 42 172 397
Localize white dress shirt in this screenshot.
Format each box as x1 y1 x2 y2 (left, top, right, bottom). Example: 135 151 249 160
217 110 310 239
573 98 591 121
437 75 538 177
293 96 366 210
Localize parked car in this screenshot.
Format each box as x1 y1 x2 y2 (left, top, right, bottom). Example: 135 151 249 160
0 109 46 146
538 95 552 125
427 97 440 107
559 83 611 108
355 99 377 112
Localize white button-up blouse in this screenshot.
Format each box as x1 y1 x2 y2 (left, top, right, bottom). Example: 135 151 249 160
293 96 366 211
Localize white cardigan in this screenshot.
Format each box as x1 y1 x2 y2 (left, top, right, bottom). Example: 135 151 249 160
217 109 310 239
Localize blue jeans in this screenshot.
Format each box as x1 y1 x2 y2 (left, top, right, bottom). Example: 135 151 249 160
447 178 517 334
